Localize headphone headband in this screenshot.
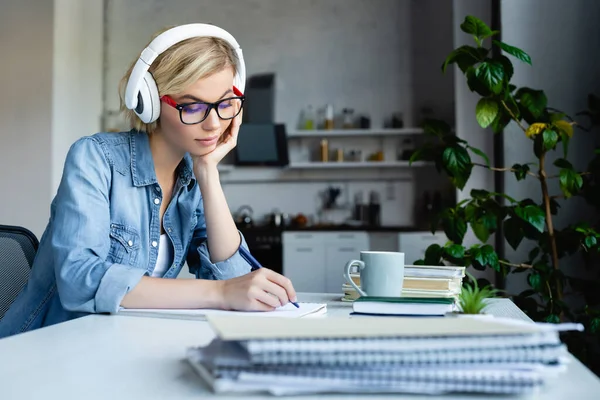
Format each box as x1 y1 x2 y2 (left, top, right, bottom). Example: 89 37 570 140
124 23 246 122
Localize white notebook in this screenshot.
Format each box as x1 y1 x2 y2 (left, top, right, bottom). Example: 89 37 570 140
115 302 327 321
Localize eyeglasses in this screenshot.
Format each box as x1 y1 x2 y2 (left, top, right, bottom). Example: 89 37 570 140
160 87 245 125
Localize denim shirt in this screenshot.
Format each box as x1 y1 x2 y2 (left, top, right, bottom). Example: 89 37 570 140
0 130 251 338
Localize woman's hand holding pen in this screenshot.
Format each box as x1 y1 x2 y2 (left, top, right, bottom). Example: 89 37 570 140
217 268 298 311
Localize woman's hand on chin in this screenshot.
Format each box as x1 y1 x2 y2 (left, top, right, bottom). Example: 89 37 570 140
192 108 242 174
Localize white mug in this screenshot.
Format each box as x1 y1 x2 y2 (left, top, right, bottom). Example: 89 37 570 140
344 251 405 297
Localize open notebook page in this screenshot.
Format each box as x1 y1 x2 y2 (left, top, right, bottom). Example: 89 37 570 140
115 302 327 321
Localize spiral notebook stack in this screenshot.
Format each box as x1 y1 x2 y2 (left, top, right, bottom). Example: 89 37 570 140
186 315 580 396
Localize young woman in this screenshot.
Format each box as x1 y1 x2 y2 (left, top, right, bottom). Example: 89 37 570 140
0 24 296 338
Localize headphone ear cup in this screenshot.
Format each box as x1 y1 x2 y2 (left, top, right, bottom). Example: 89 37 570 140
134 72 161 124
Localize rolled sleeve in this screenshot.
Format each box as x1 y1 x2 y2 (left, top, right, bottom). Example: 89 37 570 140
190 231 252 280
95 264 148 313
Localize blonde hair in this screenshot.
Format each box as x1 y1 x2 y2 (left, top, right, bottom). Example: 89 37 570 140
119 28 240 134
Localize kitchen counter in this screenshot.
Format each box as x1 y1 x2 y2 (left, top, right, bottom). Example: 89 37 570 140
237 224 426 233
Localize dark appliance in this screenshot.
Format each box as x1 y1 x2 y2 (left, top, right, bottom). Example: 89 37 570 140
243 73 275 123
238 226 283 275
234 123 289 166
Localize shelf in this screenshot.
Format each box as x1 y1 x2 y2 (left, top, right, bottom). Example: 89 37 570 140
286 128 424 138
286 161 431 169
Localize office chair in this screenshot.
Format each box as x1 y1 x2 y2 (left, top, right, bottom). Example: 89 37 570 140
0 225 39 320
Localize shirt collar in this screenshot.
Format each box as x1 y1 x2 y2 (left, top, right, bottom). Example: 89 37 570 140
129 130 195 188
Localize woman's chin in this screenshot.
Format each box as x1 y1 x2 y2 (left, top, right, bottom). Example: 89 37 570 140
189 144 217 157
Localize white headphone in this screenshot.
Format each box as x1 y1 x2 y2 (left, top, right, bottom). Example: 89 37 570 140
124 23 246 124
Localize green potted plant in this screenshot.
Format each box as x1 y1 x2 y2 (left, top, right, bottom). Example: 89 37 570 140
410 15 600 374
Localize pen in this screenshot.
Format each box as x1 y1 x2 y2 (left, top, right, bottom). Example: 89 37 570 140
239 246 300 308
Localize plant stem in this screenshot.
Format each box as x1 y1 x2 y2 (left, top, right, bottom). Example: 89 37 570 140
472 163 539 178
539 153 562 301
498 260 534 269
501 100 528 132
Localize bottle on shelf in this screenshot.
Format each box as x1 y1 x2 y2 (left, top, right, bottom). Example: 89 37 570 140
342 108 355 129
324 104 334 130
320 139 329 162
303 105 315 130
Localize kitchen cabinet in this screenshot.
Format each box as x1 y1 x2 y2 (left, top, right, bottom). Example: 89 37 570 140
283 243 326 293
368 232 399 252
283 230 446 292
398 231 447 265
283 232 368 293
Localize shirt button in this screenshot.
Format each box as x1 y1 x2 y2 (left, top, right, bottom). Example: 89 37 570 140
152 241 158 247
154 198 160 205
167 228 172 233
155 186 161 192
127 240 133 247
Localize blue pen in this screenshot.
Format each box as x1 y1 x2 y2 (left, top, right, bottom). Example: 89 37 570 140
239 246 300 308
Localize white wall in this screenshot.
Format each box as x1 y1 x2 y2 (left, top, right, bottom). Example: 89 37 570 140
52 0 104 193
0 1 54 237
0 0 104 238
501 0 600 295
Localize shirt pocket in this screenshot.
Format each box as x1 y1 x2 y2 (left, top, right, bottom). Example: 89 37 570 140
108 223 140 266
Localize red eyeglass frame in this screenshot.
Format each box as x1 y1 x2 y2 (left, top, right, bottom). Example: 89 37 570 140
160 86 244 108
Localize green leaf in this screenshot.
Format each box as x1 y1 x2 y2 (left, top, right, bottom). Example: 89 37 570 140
542 129 558 151
591 317 600 334
560 132 570 158
468 146 491 167
497 55 514 81
528 247 540 261
553 120 574 138
559 169 583 198
554 158 573 169
408 148 424 165
512 163 530 181
423 119 452 137
528 272 543 292
443 213 468 245
442 146 472 190
466 66 492 96
460 15 493 38
517 88 547 118
493 40 532 65
504 217 525 250
549 112 567 123
424 244 443 265
475 61 504 94
489 110 511 133
472 221 490 243
442 45 483 73
585 236 597 249
515 205 546 233
472 244 500 272
545 314 560 324
470 189 490 199
445 244 465 259
475 98 499 128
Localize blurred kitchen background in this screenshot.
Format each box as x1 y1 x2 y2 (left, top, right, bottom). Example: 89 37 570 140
3 0 597 292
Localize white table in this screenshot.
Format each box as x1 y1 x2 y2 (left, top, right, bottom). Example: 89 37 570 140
0 293 598 400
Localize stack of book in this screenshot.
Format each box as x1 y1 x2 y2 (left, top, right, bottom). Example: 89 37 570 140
342 264 465 302
187 315 580 396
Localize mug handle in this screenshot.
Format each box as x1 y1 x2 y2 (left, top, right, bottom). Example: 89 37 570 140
344 259 367 297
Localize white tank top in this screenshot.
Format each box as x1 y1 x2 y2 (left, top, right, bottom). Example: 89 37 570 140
152 234 173 277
